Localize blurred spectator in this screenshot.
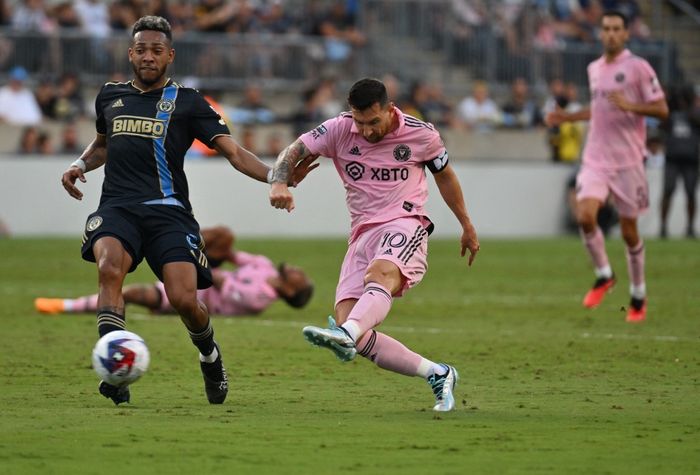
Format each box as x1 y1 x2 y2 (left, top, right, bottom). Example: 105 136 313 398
109 0 141 31
53 1 81 28
400 81 429 121
258 0 295 34
0 0 11 69
423 83 456 128
456 80 501 132
240 126 258 155
501 77 542 128
74 0 110 38
659 84 700 238
168 0 195 33
59 121 84 154
265 131 285 158
194 0 236 32
12 0 55 33
546 81 584 161
34 77 57 119
541 77 565 117
444 0 490 76
548 95 584 162
311 0 366 64
381 73 402 103
37 130 54 154
228 0 258 34
17 125 40 154
230 84 276 125
52 72 85 121
0 66 42 126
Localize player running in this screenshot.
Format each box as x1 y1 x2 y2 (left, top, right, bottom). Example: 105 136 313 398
60 16 314 405
269 77 480 412
546 11 668 323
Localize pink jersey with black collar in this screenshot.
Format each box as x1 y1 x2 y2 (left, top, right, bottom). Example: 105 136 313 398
584 49 665 170
300 108 448 242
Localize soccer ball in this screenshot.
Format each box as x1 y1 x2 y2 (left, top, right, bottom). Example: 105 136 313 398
92 330 150 387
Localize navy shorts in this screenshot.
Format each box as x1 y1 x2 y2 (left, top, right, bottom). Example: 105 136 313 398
80 204 213 289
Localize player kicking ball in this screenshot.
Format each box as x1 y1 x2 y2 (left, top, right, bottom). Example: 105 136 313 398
269 78 480 411
546 10 668 322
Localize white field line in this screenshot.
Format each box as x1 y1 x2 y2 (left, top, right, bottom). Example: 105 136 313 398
127 312 699 343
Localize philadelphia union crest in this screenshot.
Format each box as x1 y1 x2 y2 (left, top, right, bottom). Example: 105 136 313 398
393 144 411 162
86 216 103 232
156 98 176 113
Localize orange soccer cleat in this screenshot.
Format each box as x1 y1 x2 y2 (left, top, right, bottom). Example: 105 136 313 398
582 275 616 308
34 298 66 314
626 298 647 323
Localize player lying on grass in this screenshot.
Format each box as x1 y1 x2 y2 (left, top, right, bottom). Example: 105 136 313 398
36 227 313 317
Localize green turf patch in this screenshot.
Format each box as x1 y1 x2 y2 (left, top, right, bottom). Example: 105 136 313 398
0 237 698 474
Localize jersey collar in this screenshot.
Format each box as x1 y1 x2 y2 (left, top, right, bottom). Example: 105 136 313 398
603 48 631 65
129 77 173 93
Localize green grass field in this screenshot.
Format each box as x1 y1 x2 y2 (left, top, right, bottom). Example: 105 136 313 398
1 237 698 474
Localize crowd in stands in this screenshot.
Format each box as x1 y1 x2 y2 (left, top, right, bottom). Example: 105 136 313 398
0 0 695 164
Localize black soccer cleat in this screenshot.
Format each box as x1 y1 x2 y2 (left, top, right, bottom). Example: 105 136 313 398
98 380 131 405
200 344 228 404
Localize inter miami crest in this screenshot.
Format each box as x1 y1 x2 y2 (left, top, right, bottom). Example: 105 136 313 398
615 72 625 83
156 98 176 113
393 144 411 162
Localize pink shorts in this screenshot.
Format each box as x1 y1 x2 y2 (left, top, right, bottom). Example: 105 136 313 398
335 217 429 306
576 164 649 218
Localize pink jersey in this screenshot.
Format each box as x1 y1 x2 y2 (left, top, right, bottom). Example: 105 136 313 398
197 251 278 315
584 49 665 170
300 108 448 242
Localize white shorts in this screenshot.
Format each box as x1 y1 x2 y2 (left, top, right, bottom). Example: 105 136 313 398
335 217 429 306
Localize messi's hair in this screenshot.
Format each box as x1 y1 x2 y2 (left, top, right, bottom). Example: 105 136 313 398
347 78 389 110
132 15 172 41
283 283 314 309
602 10 628 28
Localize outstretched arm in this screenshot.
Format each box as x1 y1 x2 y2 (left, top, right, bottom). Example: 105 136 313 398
213 135 319 191
545 107 591 127
61 134 108 201
213 135 271 183
432 164 480 266
269 138 317 212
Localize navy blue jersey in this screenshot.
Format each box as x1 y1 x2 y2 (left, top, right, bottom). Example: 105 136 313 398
95 79 230 211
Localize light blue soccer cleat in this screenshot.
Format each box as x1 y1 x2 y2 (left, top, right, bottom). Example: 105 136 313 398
427 364 459 412
302 316 357 362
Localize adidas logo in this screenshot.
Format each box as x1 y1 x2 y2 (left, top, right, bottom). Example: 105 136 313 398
382 249 393 255
111 98 124 108
349 145 361 156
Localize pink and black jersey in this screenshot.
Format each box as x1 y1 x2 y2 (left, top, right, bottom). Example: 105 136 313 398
300 108 448 242
584 49 665 170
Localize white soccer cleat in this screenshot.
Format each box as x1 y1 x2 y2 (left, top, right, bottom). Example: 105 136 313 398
302 316 357 362
428 364 459 412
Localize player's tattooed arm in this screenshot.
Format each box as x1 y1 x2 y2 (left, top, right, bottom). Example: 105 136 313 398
271 139 314 184
269 139 318 212
61 134 107 201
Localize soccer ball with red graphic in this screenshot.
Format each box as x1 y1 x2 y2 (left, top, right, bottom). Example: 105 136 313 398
92 330 150 387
